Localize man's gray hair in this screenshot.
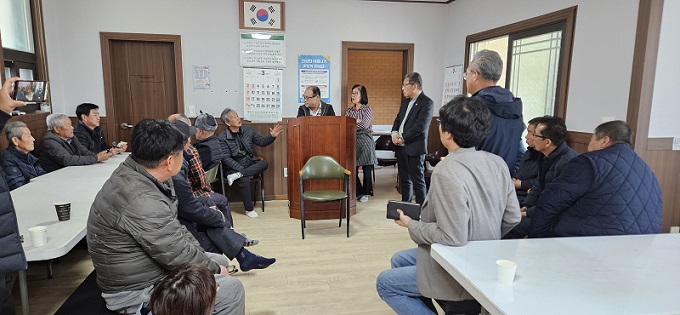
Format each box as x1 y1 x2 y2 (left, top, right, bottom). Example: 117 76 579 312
167 113 191 125
220 108 236 124
594 120 633 146
46 113 69 131
404 72 423 90
4 121 28 145
470 49 504 82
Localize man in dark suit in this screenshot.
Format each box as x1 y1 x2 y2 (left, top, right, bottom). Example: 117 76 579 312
391 72 434 206
37 113 111 173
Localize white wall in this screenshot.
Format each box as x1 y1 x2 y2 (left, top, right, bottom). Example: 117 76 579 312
41 0 447 119
649 0 680 138
444 0 639 132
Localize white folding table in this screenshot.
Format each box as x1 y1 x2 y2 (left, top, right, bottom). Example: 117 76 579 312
431 234 680 315
11 153 128 314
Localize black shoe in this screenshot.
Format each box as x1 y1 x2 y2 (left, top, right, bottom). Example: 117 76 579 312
238 248 276 271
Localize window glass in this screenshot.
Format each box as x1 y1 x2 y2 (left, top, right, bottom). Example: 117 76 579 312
4 67 10 80
0 0 35 53
509 30 562 125
19 68 34 80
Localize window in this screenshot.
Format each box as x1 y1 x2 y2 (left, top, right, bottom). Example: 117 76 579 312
2 0 38 81
1 0 48 112
465 7 576 128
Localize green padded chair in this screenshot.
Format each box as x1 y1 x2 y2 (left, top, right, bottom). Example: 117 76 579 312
204 161 225 195
299 156 351 239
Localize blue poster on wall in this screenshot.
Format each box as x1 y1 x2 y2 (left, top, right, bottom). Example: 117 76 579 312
298 55 331 104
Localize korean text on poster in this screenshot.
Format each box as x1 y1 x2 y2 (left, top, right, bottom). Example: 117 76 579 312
243 68 282 122
442 65 464 106
193 66 211 90
298 55 330 104
240 33 286 68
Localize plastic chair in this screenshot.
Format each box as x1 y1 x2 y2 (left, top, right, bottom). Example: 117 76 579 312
299 156 351 239
205 161 225 195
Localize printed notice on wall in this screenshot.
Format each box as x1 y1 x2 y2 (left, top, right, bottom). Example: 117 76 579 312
243 68 282 122
298 55 331 104
240 33 286 68
442 65 464 106
193 66 211 90
673 137 680 150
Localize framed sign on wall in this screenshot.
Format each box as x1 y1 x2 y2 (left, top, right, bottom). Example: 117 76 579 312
239 0 285 31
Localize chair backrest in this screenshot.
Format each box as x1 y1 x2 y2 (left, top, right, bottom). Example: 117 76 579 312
204 164 220 183
375 135 396 151
300 156 347 180
426 146 449 167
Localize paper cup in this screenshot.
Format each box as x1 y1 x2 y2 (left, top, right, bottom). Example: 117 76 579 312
55 201 71 221
28 226 48 247
496 260 517 285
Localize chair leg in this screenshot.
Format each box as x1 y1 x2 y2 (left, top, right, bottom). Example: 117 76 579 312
338 199 343 227
301 200 306 239
346 197 350 238
260 177 265 212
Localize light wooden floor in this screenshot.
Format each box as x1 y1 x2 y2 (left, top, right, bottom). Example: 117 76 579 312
13 166 422 315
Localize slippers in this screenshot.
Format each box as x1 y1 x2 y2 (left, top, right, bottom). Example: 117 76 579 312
227 265 239 275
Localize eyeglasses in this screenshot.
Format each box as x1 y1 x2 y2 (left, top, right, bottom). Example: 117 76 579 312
532 133 549 140
303 95 317 101
402 82 413 87
351 92 360 95
436 118 441 126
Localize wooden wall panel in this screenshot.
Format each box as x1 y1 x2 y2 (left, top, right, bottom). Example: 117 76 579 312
644 149 680 232
565 131 591 154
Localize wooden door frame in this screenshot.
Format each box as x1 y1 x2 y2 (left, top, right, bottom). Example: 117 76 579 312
100 32 184 141
341 42 414 108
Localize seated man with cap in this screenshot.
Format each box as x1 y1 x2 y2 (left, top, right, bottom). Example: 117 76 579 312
170 119 276 272
193 112 226 172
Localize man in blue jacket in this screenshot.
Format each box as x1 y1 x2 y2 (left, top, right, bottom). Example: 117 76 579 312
0 77 28 315
529 121 662 237
465 49 524 175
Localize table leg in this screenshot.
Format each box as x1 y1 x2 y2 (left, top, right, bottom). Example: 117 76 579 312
47 259 54 279
19 269 29 315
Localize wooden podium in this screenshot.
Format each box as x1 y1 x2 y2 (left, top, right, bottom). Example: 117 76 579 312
287 116 356 220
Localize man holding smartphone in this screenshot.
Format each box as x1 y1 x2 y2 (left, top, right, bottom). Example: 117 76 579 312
74 103 127 154
0 77 28 315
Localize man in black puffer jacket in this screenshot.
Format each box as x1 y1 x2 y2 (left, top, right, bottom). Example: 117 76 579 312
0 77 28 315
530 121 662 237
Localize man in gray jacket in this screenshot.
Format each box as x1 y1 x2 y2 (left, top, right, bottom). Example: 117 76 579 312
87 119 244 314
377 96 520 314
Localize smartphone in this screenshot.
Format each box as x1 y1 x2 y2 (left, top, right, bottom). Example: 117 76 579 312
12 80 49 102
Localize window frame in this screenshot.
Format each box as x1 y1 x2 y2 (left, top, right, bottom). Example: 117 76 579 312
464 6 577 119
1 0 48 83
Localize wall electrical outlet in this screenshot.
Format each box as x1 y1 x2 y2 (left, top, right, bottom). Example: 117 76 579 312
188 106 196 116
283 167 288 177
670 226 680 234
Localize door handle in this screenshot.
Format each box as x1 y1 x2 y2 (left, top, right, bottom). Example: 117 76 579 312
121 122 134 130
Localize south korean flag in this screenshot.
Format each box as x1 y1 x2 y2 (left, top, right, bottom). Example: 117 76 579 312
243 1 283 30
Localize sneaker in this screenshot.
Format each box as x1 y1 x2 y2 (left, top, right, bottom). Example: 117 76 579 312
238 249 276 272
246 210 259 218
359 195 369 202
227 172 243 186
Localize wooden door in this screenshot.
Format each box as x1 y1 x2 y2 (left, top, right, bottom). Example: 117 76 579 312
101 33 183 147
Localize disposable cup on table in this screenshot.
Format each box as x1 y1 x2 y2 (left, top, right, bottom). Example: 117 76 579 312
496 259 517 285
28 226 48 247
